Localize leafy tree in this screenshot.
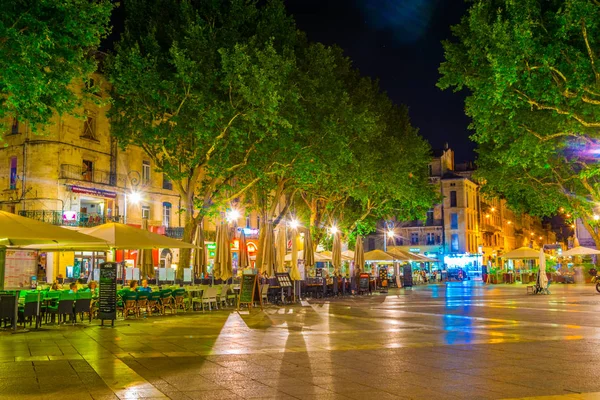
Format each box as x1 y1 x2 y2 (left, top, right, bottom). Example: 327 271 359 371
439 0 600 245
0 0 112 133
106 0 301 277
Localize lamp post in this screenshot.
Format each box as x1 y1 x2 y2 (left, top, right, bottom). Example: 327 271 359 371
384 229 394 252
123 190 141 224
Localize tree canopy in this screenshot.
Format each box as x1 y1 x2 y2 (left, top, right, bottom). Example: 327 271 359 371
0 0 112 133
107 0 436 274
439 0 600 245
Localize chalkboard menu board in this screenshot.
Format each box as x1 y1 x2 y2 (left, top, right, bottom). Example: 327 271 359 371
378 266 388 289
99 262 118 326
403 264 413 288
275 273 292 288
359 273 370 293
237 273 262 310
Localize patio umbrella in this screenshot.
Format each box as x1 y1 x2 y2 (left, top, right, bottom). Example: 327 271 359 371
238 230 250 270
364 249 396 261
0 210 107 248
275 227 287 273
0 210 108 290
214 222 233 282
285 250 330 263
290 228 301 281
303 228 315 269
257 222 276 277
562 246 600 256
387 247 432 262
319 251 353 261
354 235 365 273
193 223 206 277
332 231 342 274
500 247 543 260
137 219 155 279
538 248 548 289
79 223 197 250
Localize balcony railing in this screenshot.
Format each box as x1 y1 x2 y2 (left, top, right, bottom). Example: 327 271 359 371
19 210 123 227
59 164 128 187
164 227 184 239
398 219 443 228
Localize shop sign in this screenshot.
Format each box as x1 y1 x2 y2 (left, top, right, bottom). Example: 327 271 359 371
237 227 259 236
69 185 117 199
231 239 240 251
409 248 420 253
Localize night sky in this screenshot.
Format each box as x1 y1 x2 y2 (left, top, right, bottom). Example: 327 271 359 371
284 0 472 161
105 0 472 161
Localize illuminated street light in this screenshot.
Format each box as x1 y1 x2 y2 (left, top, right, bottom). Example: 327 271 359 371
387 230 395 239
330 226 339 235
289 219 299 230
507 220 512 225
539 236 543 240
530 232 534 236
491 207 496 212
129 191 141 204
226 209 241 223
485 214 490 219
594 215 600 221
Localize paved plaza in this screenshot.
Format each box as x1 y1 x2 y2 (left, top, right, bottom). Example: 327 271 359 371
2 283 600 399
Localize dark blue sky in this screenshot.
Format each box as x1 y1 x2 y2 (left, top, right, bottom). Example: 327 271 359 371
284 0 473 161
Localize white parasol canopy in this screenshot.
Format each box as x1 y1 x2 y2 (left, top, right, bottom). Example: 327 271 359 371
538 248 548 289
562 246 600 256
500 247 544 260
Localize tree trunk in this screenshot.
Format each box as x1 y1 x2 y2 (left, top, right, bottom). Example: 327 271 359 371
177 195 196 281
580 217 600 249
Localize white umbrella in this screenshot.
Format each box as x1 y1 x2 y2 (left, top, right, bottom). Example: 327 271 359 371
538 248 548 290
500 247 543 260
562 246 600 256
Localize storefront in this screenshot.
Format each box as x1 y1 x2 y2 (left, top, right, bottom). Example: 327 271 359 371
65 185 117 225
444 253 483 280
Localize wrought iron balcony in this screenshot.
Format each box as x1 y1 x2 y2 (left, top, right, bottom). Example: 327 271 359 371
164 227 184 239
398 219 443 228
18 210 123 227
59 164 127 187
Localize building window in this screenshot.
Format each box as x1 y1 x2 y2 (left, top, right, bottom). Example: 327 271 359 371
368 237 375 250
450 191 457 207
162 175 173 190
426 209 434 223
82 160 93 182
162 202 171 227
142 161 151 185
451 234 459 252
9 157 17 190
82 111 97 139
246 216 251 228
436 235 441 244
411 232 419 245
10 118 18 135
426 233 435 245
142 206 150 220
450 213 458 229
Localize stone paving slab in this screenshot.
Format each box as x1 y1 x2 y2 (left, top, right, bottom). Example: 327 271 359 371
1 283 600 399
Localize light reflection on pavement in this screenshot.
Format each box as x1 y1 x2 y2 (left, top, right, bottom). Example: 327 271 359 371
1 282 600 399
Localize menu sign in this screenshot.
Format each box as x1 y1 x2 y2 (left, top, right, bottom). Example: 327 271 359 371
275 272 292 288
378 266 388 288
99 262 118 326
403 264 413 288
237 273 262 310
359 273 370 293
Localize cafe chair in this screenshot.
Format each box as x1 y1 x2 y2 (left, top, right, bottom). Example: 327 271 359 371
172 288 187 312
18 293 40 327
122 291 139 319
201 287 218 312
146 291 162 316
74 292 92 323
160 289 175 314
47 292 76 324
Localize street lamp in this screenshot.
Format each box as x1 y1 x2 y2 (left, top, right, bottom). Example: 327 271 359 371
289 219 299 230
330 226 339 235
226 208 240 223
384 229 394 252
123 190 141 224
